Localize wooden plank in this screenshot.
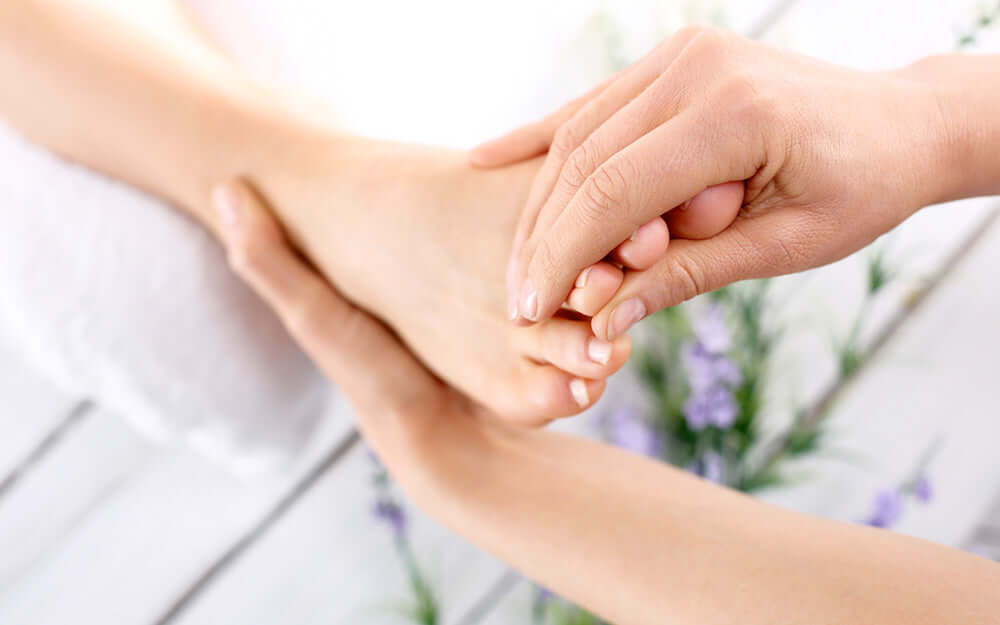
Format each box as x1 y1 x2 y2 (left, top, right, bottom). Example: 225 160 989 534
170 444 513 625
0 399 354 625
963 492 1000 561
0 338 82 484
0 405 151 593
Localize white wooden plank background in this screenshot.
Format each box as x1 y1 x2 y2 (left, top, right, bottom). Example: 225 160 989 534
0 338 82 487
1 1 999 624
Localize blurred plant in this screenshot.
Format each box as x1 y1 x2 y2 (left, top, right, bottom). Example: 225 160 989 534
861 439 940 528
369 451 440 625
957 1 1000 48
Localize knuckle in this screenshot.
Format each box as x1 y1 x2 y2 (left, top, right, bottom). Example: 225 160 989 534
550 123 584 160
580 160 630 223
720 74 773 128
531 237 560 285
562 141 598 188
673 24 709 43
661 255 708 305
686 25 730 58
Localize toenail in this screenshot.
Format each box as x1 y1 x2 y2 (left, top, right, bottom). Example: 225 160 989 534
587 338 612 365
570 378 589 408
575 266 592 288
519 279 538 321
609 298 647 339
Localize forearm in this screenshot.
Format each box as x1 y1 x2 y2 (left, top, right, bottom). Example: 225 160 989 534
0 0 323 228
370 411 1000 625
902 53 1000 204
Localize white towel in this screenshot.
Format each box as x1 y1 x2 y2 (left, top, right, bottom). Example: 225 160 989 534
0 121 330 475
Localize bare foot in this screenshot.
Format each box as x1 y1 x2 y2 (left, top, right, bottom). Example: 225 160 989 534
254 138 632 424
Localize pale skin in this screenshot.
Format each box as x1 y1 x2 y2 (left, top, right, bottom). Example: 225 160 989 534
7 3 1000 622
213 176 1000 625
0 0 737 423
480 26 1000 341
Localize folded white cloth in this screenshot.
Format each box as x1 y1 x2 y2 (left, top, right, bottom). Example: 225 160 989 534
0 122 330 474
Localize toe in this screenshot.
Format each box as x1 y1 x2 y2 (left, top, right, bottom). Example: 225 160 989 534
528 318 632 380
611 217 669 269
514 364 608 425
565 262 623 316
667 181 744 240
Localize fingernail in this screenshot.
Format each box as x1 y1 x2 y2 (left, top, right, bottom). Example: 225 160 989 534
575 266 592 289
570 378 589 408
587 337 612 365
681 197 692 210
609 298 646 339
629 228 639 241
519 279 538 321
212 185 242 240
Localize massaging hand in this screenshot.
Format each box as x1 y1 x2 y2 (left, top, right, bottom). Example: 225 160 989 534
474 27 990 340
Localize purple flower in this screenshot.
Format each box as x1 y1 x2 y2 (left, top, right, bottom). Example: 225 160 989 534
692 305 732 354
682 343 742 393
605 407 662 457
913 476 933 503
536 587 556 603
688 451 726 483
374 499 407 538
683 386 738 430
680 307 742 432
864 489 904 528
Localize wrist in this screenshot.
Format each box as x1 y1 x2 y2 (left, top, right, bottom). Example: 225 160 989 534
896 54 1000 207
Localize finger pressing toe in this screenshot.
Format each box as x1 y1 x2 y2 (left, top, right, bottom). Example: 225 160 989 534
667 181 744 240
530 318 632 380
564 262 624 316
611 217 670 270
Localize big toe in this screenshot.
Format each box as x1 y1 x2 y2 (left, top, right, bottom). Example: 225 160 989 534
667 180 744 240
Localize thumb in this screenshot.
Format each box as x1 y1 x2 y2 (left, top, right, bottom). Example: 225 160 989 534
211 179 440 414
591 215 810 340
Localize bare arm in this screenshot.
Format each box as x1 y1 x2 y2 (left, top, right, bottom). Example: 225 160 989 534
215 177 1000 625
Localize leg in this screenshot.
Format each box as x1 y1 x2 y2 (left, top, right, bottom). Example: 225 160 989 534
1 0 628 423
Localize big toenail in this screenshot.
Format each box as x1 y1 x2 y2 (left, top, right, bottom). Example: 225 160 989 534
570 378 589 408
587 338 612 365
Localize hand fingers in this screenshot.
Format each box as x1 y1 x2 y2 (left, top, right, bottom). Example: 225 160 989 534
519 108 762 324
507 30 703 319
608 181 745 269
469 74 616 168
211 180 439 415
591 212 828 340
